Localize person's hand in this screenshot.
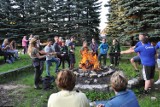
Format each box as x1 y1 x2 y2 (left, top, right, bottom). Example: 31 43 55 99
97 104 105 107
120 51 124 54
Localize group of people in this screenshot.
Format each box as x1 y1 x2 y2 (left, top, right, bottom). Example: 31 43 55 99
79 38 120 71
1 33 159 107
27 34 122 88
0 39 19 64
48 70 140 107
27 35 76 89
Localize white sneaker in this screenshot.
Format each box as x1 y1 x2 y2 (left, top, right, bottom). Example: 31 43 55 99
110 64 113 67
154 79 160 85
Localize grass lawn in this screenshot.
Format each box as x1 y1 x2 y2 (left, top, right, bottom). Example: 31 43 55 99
0 47 160 107
0 54 31 73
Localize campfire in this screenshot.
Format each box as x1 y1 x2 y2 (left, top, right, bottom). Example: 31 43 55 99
79 47 101 71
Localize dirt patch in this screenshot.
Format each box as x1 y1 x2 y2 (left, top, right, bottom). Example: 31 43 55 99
0 83 30 106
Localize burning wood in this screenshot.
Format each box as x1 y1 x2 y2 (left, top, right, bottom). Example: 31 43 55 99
79 46 100 71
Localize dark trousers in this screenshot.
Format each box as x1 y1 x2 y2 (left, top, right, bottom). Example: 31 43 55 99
0 51 12 62
23 46 27 54
61 55 70 69
34 66 43 86
109 53 120 66
98 54 107 66
33 59 44 87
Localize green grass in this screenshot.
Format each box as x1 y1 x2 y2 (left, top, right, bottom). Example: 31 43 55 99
0 54 31 73
1 47 160 107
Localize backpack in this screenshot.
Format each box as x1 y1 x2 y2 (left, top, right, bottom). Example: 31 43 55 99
42 76 55 90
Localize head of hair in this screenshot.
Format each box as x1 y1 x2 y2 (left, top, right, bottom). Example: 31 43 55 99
141 37 148 44
28 38 37 56
56 70 76 91
47 38 52 42
139 33 146 36
110 71 128 92
3 38 9 45
34 35 39 40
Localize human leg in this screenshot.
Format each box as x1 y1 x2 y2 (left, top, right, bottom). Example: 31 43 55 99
155 59 160 84
130 56 140 71
103 54 107 66
46 60 51 76
98 54 102 65
109 53 114 66
34 65 41 88
51 57 60 72
142 65 155 91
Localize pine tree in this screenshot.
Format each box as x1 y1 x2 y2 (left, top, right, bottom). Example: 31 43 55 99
0 0 101 42
105 0 160 43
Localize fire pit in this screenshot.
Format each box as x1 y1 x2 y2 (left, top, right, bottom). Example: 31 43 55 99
72 66 120 91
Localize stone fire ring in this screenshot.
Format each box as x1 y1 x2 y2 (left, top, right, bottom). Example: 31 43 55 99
73 66 117 92
73 66 142 92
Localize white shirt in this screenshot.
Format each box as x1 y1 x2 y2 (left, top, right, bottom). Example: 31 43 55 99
44 45 54 60
48 90 90 107
66 39 71 46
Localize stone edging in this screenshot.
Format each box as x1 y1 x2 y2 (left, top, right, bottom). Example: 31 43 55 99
0 65 33 80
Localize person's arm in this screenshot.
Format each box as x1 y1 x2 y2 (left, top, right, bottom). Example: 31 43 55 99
121 48 135 54
98 44 102 49
2 45 10 50
24 39 28 42
130 46 136 50
106 43 109 52
36 52 46 59
109 46 113 53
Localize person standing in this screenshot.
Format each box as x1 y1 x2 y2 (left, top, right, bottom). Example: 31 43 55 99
121 38 156 94
44 39 60 75
90 38 99 56
22 36 28 54
154 41 160 84
68 36 76 70
28 38 46 89
129 33 149 72
65 37 71 46
98 38 109 66
109 39 120 66
52 36 62 66
60 40 70 69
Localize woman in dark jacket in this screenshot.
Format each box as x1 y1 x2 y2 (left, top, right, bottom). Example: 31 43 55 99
109 39 120 66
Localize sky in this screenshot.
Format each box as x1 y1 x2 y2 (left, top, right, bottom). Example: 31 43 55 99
98 0 109 31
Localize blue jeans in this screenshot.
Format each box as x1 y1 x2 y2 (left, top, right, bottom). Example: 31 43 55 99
46 58 60 76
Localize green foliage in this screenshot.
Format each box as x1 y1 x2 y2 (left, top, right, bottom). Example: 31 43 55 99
105 0 160 44
0 0 101 42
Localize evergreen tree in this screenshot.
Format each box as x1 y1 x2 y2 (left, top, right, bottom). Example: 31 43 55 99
105 0 160 43
0 0 101 42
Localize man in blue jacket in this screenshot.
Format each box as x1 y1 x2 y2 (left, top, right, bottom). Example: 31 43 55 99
98 38 109 66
